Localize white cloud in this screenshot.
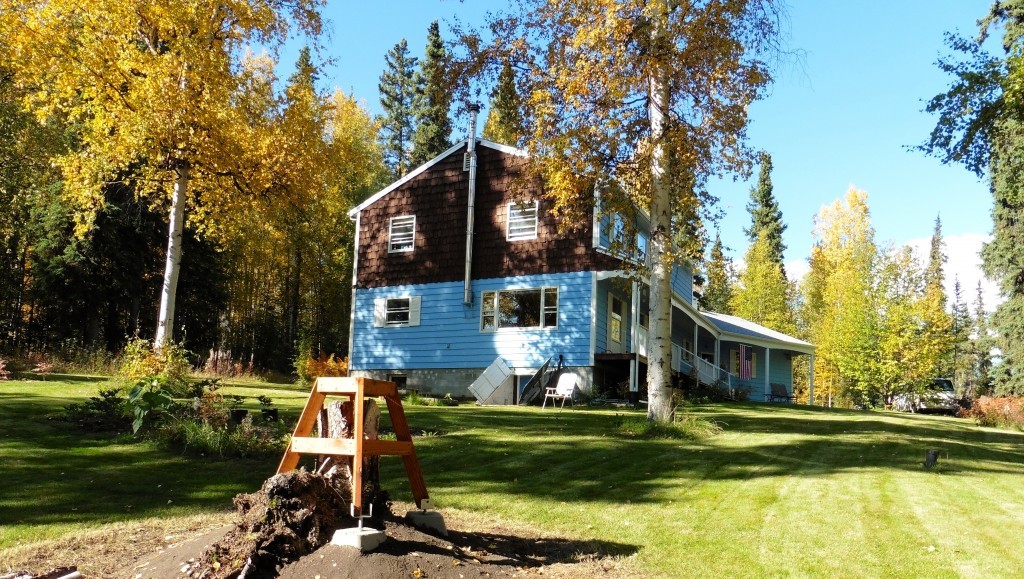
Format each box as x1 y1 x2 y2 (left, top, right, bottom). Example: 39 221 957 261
785 258 810 282
905 233 1001 312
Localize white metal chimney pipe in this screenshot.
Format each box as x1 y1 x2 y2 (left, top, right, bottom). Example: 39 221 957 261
464 103 481 305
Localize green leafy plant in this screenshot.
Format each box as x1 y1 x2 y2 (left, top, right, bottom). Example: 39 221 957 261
257 395 273 407
127 379 174 433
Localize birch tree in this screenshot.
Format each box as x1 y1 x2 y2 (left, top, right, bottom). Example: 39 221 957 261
0 0 322 348
802 188 877 407
458 0 783 422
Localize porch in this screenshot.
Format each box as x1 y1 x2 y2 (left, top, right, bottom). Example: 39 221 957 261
593 274 815 403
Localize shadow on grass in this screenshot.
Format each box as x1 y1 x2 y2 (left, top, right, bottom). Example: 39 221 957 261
0 390 277 540
375 402 1024 507
5 383 1024 539
8 373 110 383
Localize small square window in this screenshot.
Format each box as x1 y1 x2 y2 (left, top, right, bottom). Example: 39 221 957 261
507 201 539 241
389 215 415 253
386 298 410 325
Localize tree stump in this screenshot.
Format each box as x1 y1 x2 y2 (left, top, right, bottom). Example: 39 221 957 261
315 399 384 514
190 400 388 578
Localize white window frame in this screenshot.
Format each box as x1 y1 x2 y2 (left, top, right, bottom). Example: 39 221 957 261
373 296 421 327
506 201 539 241
388 215 416 253
480 287 558 332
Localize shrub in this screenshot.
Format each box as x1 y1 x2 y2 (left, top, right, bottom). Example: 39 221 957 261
160 414 287 458
117 338 192 395
295 351 348 385
56 388 132 432
964 396 1024 431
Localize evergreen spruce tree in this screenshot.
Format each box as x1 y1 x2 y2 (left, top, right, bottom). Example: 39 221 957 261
925 216 947 308
950 277 973 386
984 117 1024 395
379 39 419 177
744 152 787 275
700 232 734 313
973 280 993 396
921 215 954 382
482 61 525 146
923 4 1024 395
410 21 452 166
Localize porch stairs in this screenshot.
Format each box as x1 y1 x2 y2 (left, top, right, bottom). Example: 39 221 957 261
670 344 736 393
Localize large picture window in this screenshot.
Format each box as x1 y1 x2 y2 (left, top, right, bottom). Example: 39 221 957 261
506 201 539 241
481 287 558 331
388 215 415 253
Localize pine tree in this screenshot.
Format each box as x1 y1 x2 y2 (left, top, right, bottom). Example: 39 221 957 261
950 277 973 387
482 61 524 146
925 216 947 307
922 4 1024 395
700 232 733 313
972 280 993 396
921 215 954 384
744 152 787 275
379 39 419 177
410 21 452 166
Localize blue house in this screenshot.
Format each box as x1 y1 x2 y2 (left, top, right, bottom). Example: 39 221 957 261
346 129 815 404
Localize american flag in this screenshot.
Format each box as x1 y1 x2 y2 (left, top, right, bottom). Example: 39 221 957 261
739 344 753 380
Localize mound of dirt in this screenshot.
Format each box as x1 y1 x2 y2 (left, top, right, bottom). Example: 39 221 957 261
130 510 630 578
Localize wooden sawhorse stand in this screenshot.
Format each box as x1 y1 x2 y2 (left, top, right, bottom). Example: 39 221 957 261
277 377 433 520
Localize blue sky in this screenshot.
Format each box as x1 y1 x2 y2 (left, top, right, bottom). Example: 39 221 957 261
291 0 998 306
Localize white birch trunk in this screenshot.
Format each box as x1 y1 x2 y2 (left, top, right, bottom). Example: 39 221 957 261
646 2 675 423
155 162 189 348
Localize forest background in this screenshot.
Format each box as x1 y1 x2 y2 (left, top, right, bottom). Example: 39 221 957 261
0 0 1015 408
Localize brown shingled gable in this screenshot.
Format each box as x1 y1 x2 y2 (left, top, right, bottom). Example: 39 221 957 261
355 144 620 288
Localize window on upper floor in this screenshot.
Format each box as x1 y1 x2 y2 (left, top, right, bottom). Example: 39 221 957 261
507 201 539 241
388 215 415 253
602 213 647 263
373 296 421 327
481 287 558 331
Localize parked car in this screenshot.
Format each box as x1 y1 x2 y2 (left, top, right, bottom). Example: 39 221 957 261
892 379 957 414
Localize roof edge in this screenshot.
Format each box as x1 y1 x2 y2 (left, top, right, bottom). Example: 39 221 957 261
348 138 529 217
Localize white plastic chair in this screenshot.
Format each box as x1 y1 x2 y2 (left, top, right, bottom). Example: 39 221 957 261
542 373 578 409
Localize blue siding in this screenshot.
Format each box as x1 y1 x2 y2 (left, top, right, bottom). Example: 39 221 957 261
351 271 593 371
768 349 794 391
595 278 633 353
671 263 693 304
717 341 795 401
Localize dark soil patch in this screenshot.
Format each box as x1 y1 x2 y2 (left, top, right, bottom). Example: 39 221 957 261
130 511 634 578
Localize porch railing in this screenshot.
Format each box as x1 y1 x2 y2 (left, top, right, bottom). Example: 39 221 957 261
670 344 736 391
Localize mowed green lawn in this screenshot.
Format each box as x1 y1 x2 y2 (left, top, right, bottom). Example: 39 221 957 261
3 377 1024 578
